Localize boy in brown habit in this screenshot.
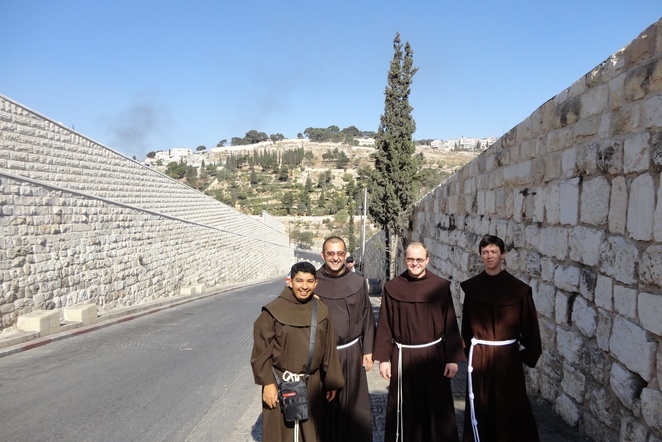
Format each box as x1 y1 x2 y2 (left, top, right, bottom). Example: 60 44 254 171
251 262 345 442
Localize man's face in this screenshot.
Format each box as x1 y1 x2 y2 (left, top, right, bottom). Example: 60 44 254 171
286 271 318 302
321 241 346 276
405 245 429 279
346 261 355 271
480 244 504 275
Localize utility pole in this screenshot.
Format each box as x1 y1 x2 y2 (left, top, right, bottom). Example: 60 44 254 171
361 188 367 264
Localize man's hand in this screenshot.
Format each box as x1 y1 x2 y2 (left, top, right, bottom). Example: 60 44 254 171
362 353 374 371
379 361 391 380
326 390 337 402
444 362 458 378
263 383 279 409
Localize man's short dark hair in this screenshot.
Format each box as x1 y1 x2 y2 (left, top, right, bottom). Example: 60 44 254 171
322 236 346 252
345 255 354 263
290 261 317 279
479 235 505 254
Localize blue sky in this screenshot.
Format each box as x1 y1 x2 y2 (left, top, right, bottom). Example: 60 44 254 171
2 1 660 160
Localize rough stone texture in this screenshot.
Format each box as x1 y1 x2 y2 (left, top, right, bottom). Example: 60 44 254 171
613 284 638 320
639 292 662 336
560 178 580 225
554 264 581 292
571 296 597 338
641 244 662 287
609 175 628 234
586 383 623 430
609 316 656 382
580 176 611 226
627 173 655 241
557 328 583 364
599 236 639 285
569 226 604 266
562 363 587 403
594 274 614 311
620 417 653 442
596 309 613 351
641 388 662 432
555 393 581 427
610 362 646 410
580 412 619 442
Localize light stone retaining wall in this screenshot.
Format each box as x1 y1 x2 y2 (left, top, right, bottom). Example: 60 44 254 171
0 97 293 333
365 18 662 441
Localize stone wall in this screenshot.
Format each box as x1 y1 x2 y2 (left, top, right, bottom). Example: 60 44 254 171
366 18 662 441
0 96 293 332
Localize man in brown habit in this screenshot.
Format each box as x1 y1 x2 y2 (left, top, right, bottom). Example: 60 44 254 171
374 242 464 442
315 236 375 442
460 235 542 442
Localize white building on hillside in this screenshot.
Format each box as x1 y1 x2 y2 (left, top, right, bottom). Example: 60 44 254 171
431 136 497 151
153 148 193 162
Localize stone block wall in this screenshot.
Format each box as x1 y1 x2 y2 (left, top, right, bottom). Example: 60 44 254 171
367 18 662 441
0 95 287 245
0 97 293 332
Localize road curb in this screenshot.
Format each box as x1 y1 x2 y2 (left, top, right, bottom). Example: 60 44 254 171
0 278 279 359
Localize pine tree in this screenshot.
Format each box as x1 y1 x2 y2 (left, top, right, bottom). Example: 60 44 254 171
369 33 418 280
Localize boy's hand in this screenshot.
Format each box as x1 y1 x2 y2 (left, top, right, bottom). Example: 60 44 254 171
263 383 279 409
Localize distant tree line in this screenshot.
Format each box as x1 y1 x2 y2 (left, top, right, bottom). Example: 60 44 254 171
303 125 376 144
230 130 287 146
225 147 306 172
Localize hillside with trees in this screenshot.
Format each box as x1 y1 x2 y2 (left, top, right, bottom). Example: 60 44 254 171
148 137 479 250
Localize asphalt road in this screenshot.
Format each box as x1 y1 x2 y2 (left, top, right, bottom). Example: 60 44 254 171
0 280 283 442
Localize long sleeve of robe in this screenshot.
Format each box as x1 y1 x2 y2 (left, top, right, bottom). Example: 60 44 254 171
373 270 465 442
251 287 344 442
315 265 375 442
460 270 542 442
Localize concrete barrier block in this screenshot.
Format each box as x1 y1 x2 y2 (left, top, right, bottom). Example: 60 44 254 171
17 309 61 336
194 284 205 295
63 304 98 326
180 286 196 296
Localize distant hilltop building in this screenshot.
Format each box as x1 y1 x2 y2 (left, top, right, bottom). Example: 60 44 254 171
154 148 193 161
430 136 497 151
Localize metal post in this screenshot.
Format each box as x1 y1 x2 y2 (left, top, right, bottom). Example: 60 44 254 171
361 188 367 262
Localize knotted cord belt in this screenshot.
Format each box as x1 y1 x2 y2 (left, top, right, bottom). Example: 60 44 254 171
336 336 360 350
394 336 444 442
467 337 517 442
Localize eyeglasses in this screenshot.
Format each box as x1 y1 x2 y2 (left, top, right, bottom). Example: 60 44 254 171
405 257 427 264
324 251 346 258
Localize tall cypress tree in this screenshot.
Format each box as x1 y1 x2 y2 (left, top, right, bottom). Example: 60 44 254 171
370 33 418 280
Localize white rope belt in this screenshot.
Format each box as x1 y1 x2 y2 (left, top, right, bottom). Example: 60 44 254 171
336 336 360 350
394 336 444 442
467 337 517 442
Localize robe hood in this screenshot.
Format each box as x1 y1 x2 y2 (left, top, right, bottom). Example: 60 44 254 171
460 270 530 306
315 265 366 300
384 270 450 303
262 287 329 326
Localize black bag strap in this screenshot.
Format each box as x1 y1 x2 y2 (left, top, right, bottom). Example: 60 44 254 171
304 298 318 378
272 298 318 384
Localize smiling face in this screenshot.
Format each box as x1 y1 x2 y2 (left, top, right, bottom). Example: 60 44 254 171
405 243 429 279
480 243 505 275
286 271 318 302
321 239 346 276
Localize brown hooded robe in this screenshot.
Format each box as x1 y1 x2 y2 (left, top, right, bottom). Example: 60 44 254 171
460 270 542 442
315 265 375 442
251 287 345 442
373 270 465 442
